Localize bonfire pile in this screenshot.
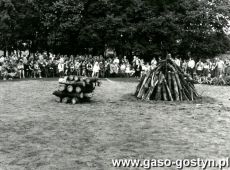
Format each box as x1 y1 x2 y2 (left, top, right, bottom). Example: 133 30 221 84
135 58 200 101
53 75 101 104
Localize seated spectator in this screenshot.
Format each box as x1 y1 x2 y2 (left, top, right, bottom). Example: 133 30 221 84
34 61 42 78
120 62 126 77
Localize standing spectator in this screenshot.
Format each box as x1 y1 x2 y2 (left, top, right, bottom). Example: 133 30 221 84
81 60 87 76
216 58 225 78
174 56 181 67
145 62 151 74
151 57 157 70
195 59 204 77
86 62 93 77
92 61 100 77
135 60 142 78
58 61 65 77
125 63 132 77
182 60 188 73
187 57 195 78
0 55 5 64
203 60 210 81
99 61 105 78
74 59 81 76
104 60 110 78
210 59 217 78
69 60 75 75
17 60 25 79
132 56 137 69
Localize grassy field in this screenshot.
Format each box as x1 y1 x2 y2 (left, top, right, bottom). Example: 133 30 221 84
1 78 230 170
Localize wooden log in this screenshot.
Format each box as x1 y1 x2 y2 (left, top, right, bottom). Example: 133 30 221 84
77 92 84 99
67 85 74 93
71 97 80 104
162 78 168 101
154 72 164 100
154 83 162 100
62 97 70 104
74 76 79 81
68 75 74 81
55 97 62 103
173 72 183 101
137 73 150 98
164 79 173 101
181 89 189 101
59 81 86 87
144 78 152 89
79 77 84 82
85 77 99 84
144 79 159 100
58 84 66 92
167 71 172 96
171 73 180 101
84 93 93 98
84 84 95 93
135 74 147 96
75 86 82 93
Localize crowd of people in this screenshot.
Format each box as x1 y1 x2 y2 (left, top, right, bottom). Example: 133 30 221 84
0 52 156 80
173 56 230 82
0 52 230 81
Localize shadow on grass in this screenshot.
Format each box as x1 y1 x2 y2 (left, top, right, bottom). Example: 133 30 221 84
121 93 217 105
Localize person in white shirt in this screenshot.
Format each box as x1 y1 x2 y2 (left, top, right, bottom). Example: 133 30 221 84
151 57 157 70
0 55 5 64
174 57 181 67
92 61 100 77
58 62 64 77
195 59 204 76
113 57 120 65
216 58 225 77
187 57 195 78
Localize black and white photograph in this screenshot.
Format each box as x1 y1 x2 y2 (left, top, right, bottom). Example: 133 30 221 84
1 0 230 169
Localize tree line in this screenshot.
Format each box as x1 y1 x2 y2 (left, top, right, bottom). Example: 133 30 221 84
1 0 230 60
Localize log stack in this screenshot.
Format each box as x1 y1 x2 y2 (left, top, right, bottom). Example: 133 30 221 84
135 58 200 101
53 75 101 104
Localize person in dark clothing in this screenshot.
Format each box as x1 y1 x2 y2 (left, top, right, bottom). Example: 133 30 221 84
135 60 142 78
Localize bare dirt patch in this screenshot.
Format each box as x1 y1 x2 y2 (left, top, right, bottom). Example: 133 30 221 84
0 79 230 170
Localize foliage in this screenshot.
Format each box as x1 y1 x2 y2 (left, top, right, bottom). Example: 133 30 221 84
0 0 230 59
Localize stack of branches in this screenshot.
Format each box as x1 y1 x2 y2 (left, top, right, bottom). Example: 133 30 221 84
53 75 101 104
135 58 200 101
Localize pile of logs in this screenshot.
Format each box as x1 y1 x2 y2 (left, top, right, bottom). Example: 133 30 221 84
135 58 200 101
53 75 101 104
